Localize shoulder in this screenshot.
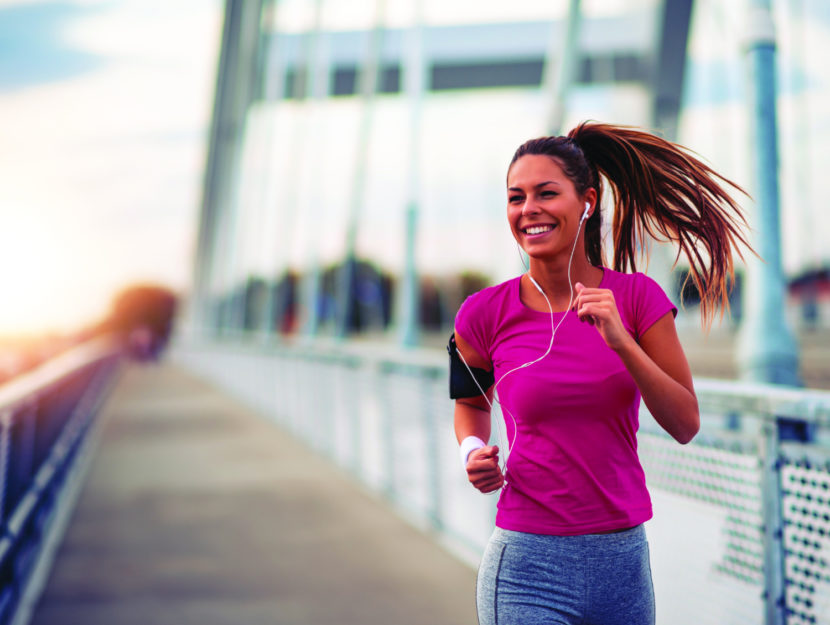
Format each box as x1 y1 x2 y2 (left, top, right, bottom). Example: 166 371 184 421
457 276 519 318
602 267 677 338
454 276 520 355
601 267 669 299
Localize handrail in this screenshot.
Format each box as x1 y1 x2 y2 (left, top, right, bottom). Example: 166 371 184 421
694 377 830 423
195 334 830 421
0 336 123 625
0 335 121 413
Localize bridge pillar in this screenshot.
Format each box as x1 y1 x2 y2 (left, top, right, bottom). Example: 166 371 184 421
737 0 801 389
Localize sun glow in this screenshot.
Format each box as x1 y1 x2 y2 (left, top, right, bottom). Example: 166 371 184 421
0 0 221 336
0 209 108 334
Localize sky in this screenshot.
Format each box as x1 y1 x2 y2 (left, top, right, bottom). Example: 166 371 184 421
2 0 826 337
0 0 655 337
0 0 222 335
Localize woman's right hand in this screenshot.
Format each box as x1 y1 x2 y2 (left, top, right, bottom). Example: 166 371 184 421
466 446 504 493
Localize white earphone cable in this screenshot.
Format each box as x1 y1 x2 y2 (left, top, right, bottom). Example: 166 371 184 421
456 210 589 479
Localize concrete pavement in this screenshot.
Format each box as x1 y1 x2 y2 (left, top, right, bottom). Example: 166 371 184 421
29 363 478 625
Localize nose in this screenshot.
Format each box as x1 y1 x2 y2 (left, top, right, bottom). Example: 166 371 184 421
521 198 540 216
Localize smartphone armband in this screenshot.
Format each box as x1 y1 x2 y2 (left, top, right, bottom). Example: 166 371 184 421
447 333 494 399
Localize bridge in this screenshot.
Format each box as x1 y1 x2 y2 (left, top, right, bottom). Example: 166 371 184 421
2 1 828 624
0 334 828 625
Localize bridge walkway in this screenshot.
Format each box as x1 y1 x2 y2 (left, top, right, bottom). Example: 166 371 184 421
29 362 477 625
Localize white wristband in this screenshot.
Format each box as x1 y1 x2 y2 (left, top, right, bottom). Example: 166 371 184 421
459 435 486 469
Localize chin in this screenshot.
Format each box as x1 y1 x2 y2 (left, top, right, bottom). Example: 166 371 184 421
525 250 557 264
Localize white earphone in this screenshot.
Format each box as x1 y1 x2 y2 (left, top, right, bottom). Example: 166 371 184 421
581 201 591 222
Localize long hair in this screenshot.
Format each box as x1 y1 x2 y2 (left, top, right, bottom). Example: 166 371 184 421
509 121 753 326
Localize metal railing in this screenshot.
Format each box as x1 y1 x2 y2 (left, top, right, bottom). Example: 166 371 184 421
0 337 122 625
175 338 830 625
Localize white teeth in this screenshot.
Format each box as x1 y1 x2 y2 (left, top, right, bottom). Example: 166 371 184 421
525 225 553 235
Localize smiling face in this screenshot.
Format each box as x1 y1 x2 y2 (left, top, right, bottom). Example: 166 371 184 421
507 154 595 262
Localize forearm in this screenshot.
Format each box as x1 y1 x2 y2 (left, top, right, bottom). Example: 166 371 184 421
454 398 492 444
454 396 503 492
615 336 699 444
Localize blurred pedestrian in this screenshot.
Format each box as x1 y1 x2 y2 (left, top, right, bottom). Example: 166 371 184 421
100 284 177 361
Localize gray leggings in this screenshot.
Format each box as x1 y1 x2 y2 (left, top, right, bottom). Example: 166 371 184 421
476 525 655 625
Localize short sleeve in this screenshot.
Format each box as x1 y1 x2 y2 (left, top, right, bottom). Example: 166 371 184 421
631 273 677 339
454 292 492 363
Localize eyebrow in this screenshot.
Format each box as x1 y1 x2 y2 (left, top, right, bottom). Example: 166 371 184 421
507 180 561 192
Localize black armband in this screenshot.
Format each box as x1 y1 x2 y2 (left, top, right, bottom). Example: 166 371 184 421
447 333 494 399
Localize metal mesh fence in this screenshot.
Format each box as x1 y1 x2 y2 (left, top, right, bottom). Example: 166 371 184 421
781 449 830 624
639 430 766 624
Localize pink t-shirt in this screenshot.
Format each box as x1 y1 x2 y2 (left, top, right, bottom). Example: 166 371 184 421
455 267 676 535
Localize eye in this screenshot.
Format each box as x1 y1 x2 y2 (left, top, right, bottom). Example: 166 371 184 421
508 194 524 204
540 190 557 198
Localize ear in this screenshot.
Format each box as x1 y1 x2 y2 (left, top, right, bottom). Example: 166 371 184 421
582 188 598 219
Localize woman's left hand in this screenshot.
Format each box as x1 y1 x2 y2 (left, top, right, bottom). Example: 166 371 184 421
572 282 634 352
574 282 699 444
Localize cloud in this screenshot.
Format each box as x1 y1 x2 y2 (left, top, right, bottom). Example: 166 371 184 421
0 0 221 333
0 1 107 91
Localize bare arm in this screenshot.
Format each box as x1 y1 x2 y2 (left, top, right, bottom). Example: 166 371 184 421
574 285 700 444
452 329 504 493
615 313 700 444
454 395 492 443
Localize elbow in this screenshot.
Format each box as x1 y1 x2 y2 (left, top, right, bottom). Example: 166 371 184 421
662 392 699 445
674 406 700 445
674 423 699 445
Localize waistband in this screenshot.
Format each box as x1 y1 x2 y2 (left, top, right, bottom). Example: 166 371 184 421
490 524 647 555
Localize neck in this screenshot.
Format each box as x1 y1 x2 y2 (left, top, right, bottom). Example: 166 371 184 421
524 253 602 312
528 253 598 293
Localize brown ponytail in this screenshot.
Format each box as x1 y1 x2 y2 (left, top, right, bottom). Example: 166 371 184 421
510 122 753 326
